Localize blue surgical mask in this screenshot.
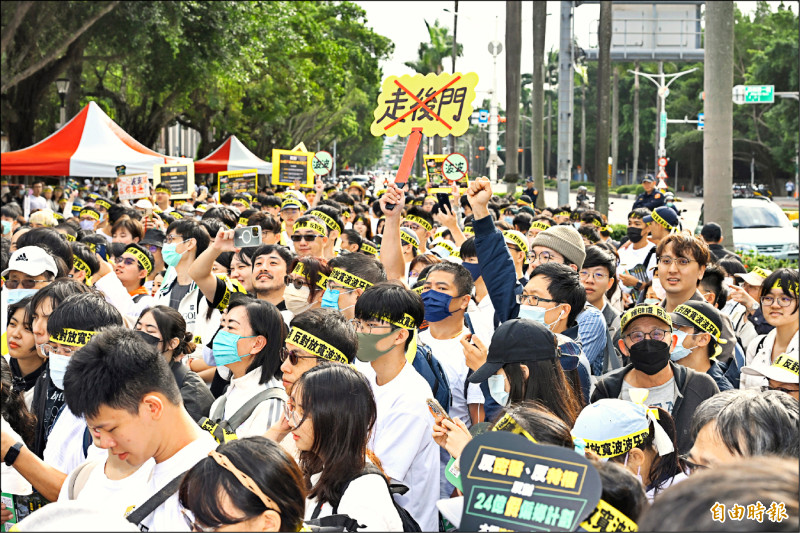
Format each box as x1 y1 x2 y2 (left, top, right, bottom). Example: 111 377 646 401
49 353 70 390
644 298 661 305
518 304 563 331
211 330 256 366
422 289 454 323
321 288 341 310
7 288 38 305
488 374 509 406
462 261 482 282
80 219 95 231
1 220 11 235
504 216 514 224
161 242 184 267
670 330 697 361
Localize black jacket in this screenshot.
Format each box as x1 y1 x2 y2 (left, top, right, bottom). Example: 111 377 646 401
707 243 742 264
590 362 719 454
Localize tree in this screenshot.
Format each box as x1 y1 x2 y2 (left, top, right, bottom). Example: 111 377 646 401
593 1 612 215
531 2 547 205
504 1 522 194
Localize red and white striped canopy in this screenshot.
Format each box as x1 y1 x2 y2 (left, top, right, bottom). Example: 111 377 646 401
1 101 189 178
194 135 272 175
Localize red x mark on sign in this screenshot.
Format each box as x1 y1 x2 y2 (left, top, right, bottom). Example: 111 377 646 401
383 75 462 132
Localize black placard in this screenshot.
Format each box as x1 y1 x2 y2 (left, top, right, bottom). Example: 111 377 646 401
158 165 189 195
279 153 309 183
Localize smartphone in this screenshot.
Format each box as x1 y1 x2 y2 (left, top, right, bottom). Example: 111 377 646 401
436 192 450 215
427 398 453 424
234 226 262 248
95 243 108 261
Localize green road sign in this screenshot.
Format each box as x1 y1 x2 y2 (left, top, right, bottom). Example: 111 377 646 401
660 112 667 138
733 85 774 104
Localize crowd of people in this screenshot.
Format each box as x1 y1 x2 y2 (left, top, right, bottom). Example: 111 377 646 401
0 174 797 532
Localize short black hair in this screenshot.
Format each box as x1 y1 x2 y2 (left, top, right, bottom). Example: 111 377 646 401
761 268 799 304
47 292 123 341
246 212 281 234
30 278 92 323
459 236 477 260
513 212 533 233
202 206 238 230
259 195 282 208
167 219 211 257
627 207 651 220
1 204 22 219
700 222 722 243
592 460 648 522
328 252 386 285
718 256 747 276
289 308 358 363
16 228 74 272
426 261 474 297
64 326 182 419
252 244 294 271
329 192 354 207
578 225 601 244
220 191 236 205
530 263 586 327
405 206 434 230
355 282 424 349
582 245 617 298
70 241 100 278
308 205 344 236
700 264 728 309
226 297 287 383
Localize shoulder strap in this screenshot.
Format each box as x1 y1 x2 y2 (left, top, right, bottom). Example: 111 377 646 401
82 426 92 457
126 471 187 526
226 387 288 430
210 395 228 421
643 247 657 271
332 464 387 514
68 459 101 500
132 293 147 303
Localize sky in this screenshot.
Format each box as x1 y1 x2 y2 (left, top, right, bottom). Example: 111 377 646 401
357 1 773 109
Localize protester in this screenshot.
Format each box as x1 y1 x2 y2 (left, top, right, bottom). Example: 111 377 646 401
3 246 59 305
741 352 799 400
700 222 742 263
6 296 45 408
669 301 734 391
729 265 774 335
617 208 658 302
284 256 332 316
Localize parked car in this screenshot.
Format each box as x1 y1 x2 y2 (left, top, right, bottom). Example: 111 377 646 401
696 196 799 260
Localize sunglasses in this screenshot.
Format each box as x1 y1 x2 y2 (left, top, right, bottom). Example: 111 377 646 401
280 347 319 365
291 234 320 242
6 278 49 289
284 276 310 290
115 257 141 268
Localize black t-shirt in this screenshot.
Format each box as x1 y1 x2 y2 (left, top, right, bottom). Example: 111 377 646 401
168 281 192 310
31 363 65 458
10 357 44 394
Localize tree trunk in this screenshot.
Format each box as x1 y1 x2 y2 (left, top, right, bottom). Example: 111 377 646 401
547 92 552 178
593 1 612 215
611 66 619 190
580 80 586 182
704 2 735 250
505 0 522 195
632 61 640 185
532 1 547 207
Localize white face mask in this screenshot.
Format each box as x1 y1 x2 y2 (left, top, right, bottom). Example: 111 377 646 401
284 284 313 315
651 277 667 300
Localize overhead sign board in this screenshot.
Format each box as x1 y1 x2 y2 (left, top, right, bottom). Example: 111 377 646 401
154 162 194 199
271 149 314 188
370 72 479 138
697 112 704 130
732 85 774 104
218 168 258 194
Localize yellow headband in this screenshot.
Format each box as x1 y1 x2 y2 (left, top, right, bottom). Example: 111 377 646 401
367 313 417 330
554 210 570 217
462 226 475 235
154 186 171 194
360 242 378 256
293 219 327 237
400 230 420 248
580 499 639 532
238 217 249 227
412 285 425 295
63 232 76 242
590 218 603 228
582 427 650 458
773 279 799 295
95 199 111 210
124 246 153 274
492 413 537 443
73 256 91 281
503 230 529 255
673 304 724 342
405 214 433 232
651 209 674 230
773 353 799 376
281 199 303 210
171 211 184 219
80 208 100 221
434 240 455 254
620 305 672 332
292 262 328 290
329 267 373 291
287 327 348 364
49 328 97 347
530 221 551 231
235 199 251 209
308 210 341 234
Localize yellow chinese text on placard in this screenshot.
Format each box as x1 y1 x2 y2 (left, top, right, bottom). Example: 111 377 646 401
370 72 479 137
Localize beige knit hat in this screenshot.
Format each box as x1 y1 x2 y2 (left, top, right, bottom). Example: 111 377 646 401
530 225 586 268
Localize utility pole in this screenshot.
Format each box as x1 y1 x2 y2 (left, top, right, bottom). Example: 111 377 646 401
449 1 459 155
611 66 619 190
704 1 734 250
594 0 612 215
556 0 574 206
532 1 547 206
632 61 640 185
488 17 503 183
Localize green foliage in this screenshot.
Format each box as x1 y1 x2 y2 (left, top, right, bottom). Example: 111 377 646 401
404 19 461 75
570 181 595 190
610 223 628 241
736 251 798 271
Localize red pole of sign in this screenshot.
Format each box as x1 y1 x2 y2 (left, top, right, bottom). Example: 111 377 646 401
394 128 423 185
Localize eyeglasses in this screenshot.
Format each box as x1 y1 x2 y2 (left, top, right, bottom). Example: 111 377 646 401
284 276 309 290
680 454 709 474
280 347 319 366
516 294 558 306
283 400 308 430
144 244 160 254
291 234 320 242
657 256 696 267
761 385 800 395
623 328 669 344
181 508 217 533
402 222 423 232
579 271 610 282
5 278 49 289
507 245 521 253
164 235 189 244
527 250 559 264
325 280 356 293
760 295 797 307
39 343 76 358
115 257 140 268
349 319 396 334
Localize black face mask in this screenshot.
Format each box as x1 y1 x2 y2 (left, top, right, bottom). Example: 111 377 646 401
628 339 670 375
627 227 644 243
135 330 161 348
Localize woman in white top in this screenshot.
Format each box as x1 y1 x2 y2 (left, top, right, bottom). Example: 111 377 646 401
742 269 799 391
207 295 287 437
289 363 403 531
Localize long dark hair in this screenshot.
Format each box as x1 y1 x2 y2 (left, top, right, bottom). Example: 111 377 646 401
0 358 36 448
137 305 196 362
296 363 379 509
504 359 583 426
226 296 287 383
494 401 574 448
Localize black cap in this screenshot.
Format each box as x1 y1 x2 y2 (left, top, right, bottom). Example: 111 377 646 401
469 319 557 383
642 174 655 183
141 228 165 248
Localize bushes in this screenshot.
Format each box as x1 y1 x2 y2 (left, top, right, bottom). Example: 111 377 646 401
610 224 628 241
736 251 799 270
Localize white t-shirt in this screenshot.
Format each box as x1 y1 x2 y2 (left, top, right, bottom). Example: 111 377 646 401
466 296 497 348
58 458 155 518
43 404 107 475
418 328 485 427
207 370 285 437
1 418 32 496
617 241 657 292
134 432 217 532
741 329 799 391
620 378 678 415
304 468 402 532
362 362 440 532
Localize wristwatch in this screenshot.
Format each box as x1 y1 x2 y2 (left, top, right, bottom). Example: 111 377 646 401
4 442 24 467
749 302 759 313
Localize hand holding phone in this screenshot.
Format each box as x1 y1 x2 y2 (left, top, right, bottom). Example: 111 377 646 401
427 398 452 425
234 226 262 248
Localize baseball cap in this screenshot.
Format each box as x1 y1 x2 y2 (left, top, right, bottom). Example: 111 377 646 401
642 175 655 183
643 206 680 231
2 246 59 277
670 301 727 357
734 266 772 287
741 353 799 385
469 318 558 383
620 304 672 332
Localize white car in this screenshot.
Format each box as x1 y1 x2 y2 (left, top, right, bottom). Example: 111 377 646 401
697 197 799 260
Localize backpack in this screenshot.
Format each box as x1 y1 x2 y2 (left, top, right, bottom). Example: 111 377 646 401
411 342 452 412
198 387 287 444
307 464 421 532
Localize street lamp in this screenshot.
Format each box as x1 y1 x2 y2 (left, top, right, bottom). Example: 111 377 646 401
55 78 70 129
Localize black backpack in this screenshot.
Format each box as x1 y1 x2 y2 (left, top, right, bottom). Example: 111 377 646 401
307 464 421 532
